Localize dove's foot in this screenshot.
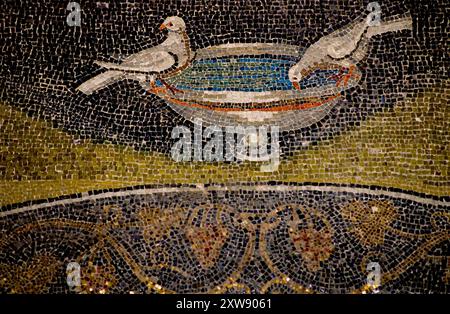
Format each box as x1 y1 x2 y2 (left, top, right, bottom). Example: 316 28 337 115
147 80 163 95
147 79 184 95
332 65 359 88
160 79 184 95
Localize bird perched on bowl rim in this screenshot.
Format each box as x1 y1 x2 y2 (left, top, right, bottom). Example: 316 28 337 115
288 12 413 92
76 16 192 95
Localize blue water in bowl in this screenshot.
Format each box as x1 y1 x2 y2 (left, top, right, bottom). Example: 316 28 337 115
163 55 345 92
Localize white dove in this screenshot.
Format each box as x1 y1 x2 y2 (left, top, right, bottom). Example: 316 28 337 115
288 13 413 91
77 16 191 95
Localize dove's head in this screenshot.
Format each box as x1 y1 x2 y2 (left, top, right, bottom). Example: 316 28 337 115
160 16 186 33
288 64 303 91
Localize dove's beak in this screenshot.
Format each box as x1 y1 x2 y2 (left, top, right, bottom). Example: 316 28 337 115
292 81 301 91
159 23 166 31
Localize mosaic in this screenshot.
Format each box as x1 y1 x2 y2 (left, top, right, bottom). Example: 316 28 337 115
0 0 448 294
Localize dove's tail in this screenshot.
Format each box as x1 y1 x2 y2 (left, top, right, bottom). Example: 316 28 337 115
76 70 125 95
366 13 413 38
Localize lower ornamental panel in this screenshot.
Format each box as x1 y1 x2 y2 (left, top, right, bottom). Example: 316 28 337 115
1 184 448 294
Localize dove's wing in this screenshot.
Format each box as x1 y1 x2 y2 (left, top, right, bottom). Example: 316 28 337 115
327 14 412 61
120 50 176 72
326 18 369 60
366 14 413 38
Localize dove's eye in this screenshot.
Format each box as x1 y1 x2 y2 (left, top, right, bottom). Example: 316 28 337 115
167 22 173 27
